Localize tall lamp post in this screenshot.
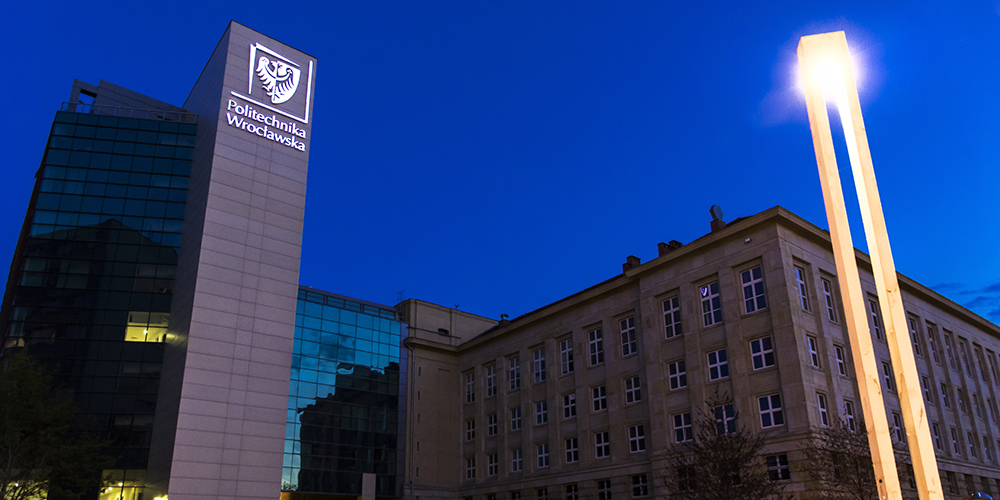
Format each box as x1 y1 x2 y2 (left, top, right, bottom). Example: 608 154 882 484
797 31 942 500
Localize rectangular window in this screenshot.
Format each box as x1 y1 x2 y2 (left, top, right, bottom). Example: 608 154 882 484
946 471 957 494
908 317 923 357
892 412 904 442
976 347 987 382
628 424 646 453
932 423 943 450
794 266 809 310
822 278 838 321
533 348 546 383
466 419 476 441
741 266 767 313
668 360 688 389
984 436 994 462
941 383 951 409
595 431 610 458
663 295 682 338
592 385 607 412
881 361 896 392
563 393 577 418
510 407 522 431
674 412 693 442
968 432 978 458
835 345 847 376
486 364 497 397
989 351 1000 385
869 298 883 341
974 393 983 418
534 401 548 425
560 339 574 374
951 427 961 455
766 454 790 481
631 474 649 497
564 484 578 500
589 328 605 366
701 282 722 326
707 348 729 380
620 317 637 356
989 398 998 423
465 372 475 403
751 336 775 369
922 376 933 403
807 336 820 368
944 332 958 371
958 388 968 414
487 413 498 436
624 376 642 404
488 454 498 476
536 443 549 468
960 340 973 377
537 488 547 500
759 394 784 428
598 480 612 500
565 437 579 463
509 357 521 391
844 400 856 432
817 393 830 427
466 457 475 480
715 403 736 435
927 326 941 364
511 448 522 472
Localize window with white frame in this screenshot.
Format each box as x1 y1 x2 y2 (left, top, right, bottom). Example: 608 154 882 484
486 364 497 397
960 340 974 377
488 454 498 476
564 484 578 500
624 376 642 404
563 393 576 419
968 432 978 458
509 356 520 391
628 424 646 453
466 419 476 441
922 376 933 403
892 412 904 442
766 454 790 481
741 266 767 313
598 480 612 500
944 331 957 371
822 278 838 322
487 413 497 436
715 403 736 435
589 328 605 366
807 336 820 368
595 431 610 458
868 298 883 341
835 345 847 376
707 348 729 380
534 401 548 425
663 295 682 338
817 393 830 427
941 383 951 409
466 457 475 480
759 394 784 428
511 448 523 472
537 443 549 468
927 327 941 364
932 423 943 450
631 474 649 497
907 317 923 357
751 336 775 370
592 385 607 412
844 400 856 432
951 427 961 455
560 339 574 374
674 412 693 442
668 360 687 389
465 372 475 403
537 488 547 500
701 282 722 326
565 437 579 463
881 361 896 392
794 266 809 310
533 348 546 383
510 407 522 431
620 317 637 356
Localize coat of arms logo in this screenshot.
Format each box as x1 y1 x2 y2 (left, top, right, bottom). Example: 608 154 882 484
233 42 314 125
255 54 301 105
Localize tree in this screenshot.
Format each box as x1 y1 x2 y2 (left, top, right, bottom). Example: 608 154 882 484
0 354 113 500
664 399 792 500
804 420 915 500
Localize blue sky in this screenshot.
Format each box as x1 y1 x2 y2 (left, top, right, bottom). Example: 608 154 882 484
2 2 998 323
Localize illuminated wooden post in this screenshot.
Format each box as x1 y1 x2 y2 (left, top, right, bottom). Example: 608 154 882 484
797 31 942 500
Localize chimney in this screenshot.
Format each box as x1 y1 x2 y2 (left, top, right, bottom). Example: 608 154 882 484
657 240 684 256
709 205 726 232
622 255 641 272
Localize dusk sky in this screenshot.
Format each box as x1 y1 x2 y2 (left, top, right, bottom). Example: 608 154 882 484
2 2 998 323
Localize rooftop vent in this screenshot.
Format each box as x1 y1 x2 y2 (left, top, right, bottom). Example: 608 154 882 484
710 205 726 232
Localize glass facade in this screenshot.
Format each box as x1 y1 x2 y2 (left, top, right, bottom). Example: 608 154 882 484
284 287 407 498
0 110 194 497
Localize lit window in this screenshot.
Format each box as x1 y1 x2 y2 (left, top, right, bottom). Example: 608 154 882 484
715 403 736 435
509 356 520 391
595 431 610 458
668 360 687 390
124 311 169 342
817 394 829 427
835 345 847 376
807 336 820 368
794 266 809 310
868 299 883 341
511 448 522 472
589 328 605 366
766 454 790 481
751 337 775 370
465 372 475 403
533 348 546 383
741 266 767 313
821 278 838 322
631 474 649 497
707 348 729 380
536 443 549 468
628 424 646 453
486 364 497 397
620 317 637 356
510 407 522 431
624 376 642 404
565 437 579 463
592 385 607 412
663 295 682 338
534 401 548 425
674 412 693 442
560 339 574 374
759 394 784 428
701 282 722 326
487 413 497 436
563 393 576 419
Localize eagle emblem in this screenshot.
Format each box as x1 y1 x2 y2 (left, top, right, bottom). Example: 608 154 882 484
255 55 301 105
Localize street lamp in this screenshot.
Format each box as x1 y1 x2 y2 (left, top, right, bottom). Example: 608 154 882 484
798 31 943 500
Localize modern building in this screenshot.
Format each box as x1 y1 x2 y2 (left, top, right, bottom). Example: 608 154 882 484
401 206 1000 500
